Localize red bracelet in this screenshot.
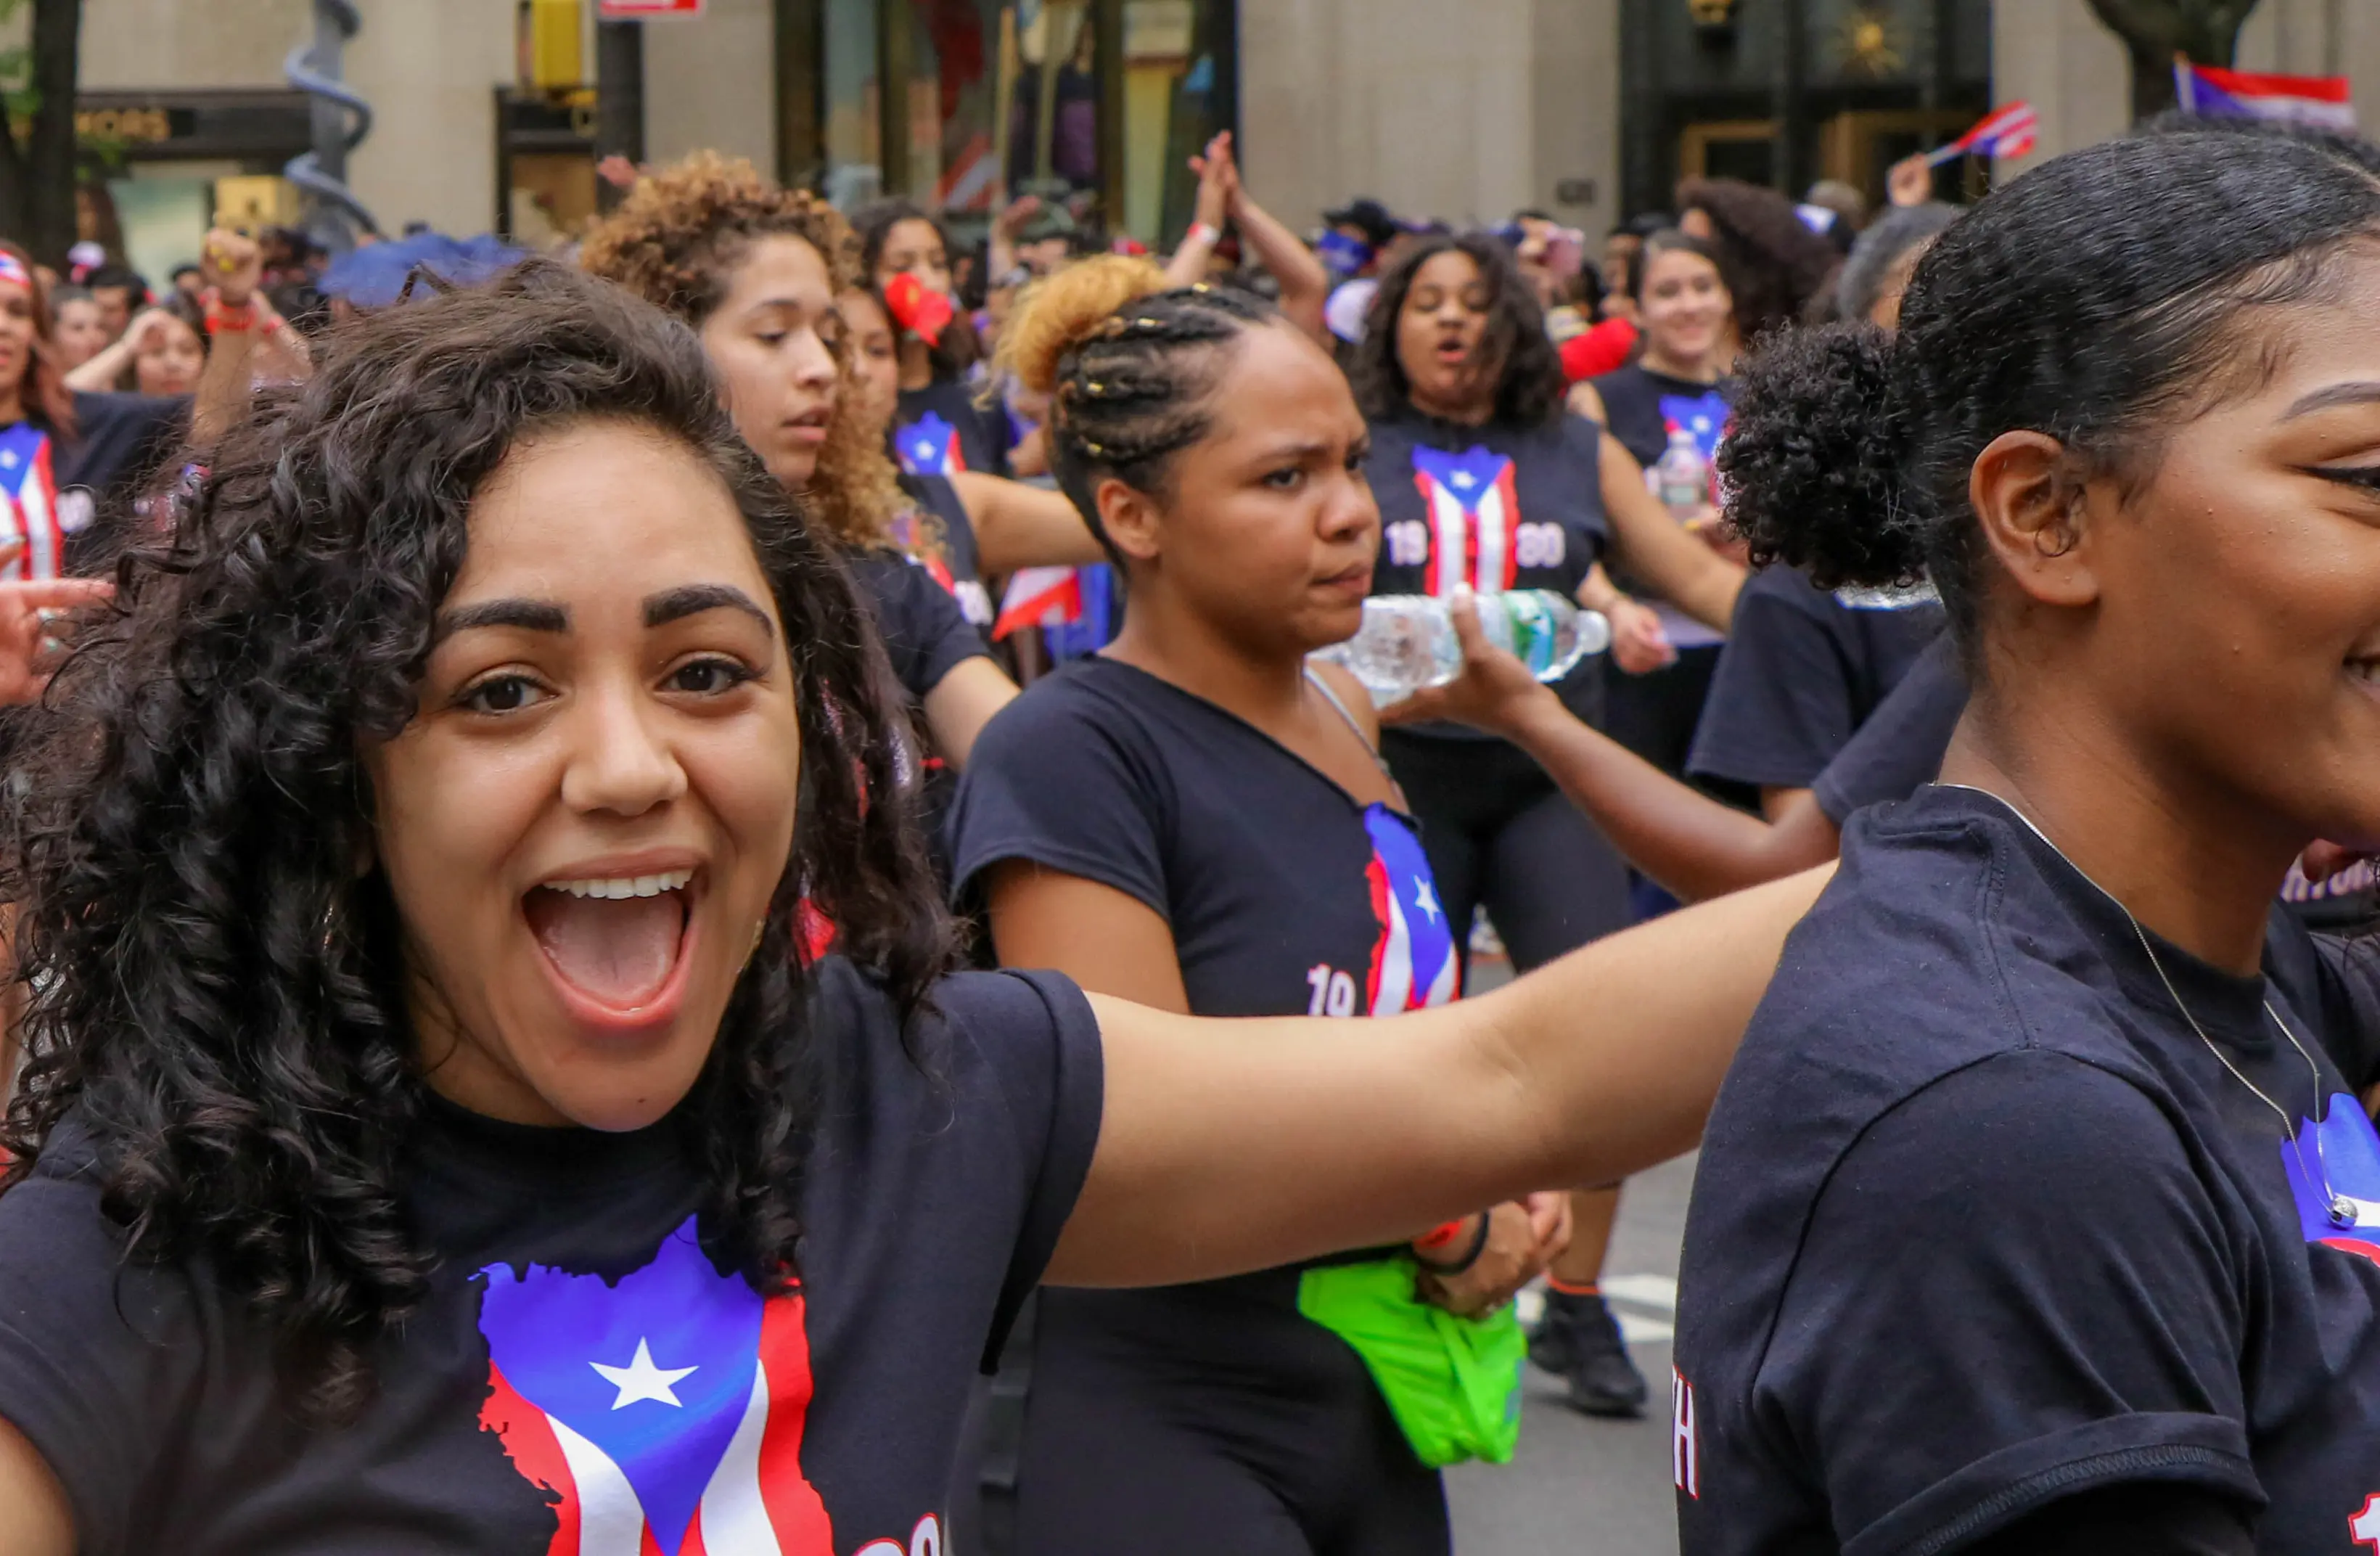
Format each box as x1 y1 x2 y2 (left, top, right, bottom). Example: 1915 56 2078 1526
203 298 256 335
1413 1219 1467 1253
1414 1213 1493 1276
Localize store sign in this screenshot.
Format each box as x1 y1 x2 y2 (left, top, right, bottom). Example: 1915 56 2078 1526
598 0 702 15
75 107 180 144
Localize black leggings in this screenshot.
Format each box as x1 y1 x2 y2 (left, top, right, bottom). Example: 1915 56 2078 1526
1009 1288 1450 1556
1382 729 1635 974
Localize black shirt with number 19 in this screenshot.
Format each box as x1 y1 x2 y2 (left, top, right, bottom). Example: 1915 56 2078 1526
1363 410 1611 732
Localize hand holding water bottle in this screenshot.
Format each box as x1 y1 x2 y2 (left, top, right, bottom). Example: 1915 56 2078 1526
1376 586 1572 739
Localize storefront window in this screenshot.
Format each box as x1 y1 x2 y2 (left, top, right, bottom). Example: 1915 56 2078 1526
808 0 1231 245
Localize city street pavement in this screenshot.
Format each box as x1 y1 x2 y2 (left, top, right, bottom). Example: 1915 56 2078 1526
1443 1150 1695 1555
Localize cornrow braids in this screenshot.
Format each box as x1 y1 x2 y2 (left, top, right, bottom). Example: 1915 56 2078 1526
1041 283 1273 554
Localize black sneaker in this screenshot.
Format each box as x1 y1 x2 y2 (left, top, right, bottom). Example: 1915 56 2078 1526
1525 1290 1578 1375
1535 1289 1649 1419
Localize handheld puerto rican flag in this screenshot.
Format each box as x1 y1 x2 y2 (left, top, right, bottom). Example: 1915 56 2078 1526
991 565 1083 640
1409 444 1521 598
0 423 62 581
1361 806 1458 1015
2174 60 2355 131
475 1219 832 1554
1926 100 2038 165
895 411 967 478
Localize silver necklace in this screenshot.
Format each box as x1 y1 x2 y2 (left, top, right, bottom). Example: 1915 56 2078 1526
1947 785 2357 1227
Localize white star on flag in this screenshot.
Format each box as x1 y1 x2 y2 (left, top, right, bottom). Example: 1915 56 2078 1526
1 451 18 469
1451 472 1475 489
1413 881 1442 924
590 1337 698 1409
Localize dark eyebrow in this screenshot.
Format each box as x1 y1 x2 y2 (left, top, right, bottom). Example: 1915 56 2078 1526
433 599 567 642
2283 382 2380 420
645 584 774 631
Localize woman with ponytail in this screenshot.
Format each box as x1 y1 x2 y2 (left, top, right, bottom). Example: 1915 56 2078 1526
949 255 1569 1555
1666 129 2380 1554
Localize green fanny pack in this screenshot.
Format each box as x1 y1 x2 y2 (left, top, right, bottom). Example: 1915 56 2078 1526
1296 1257 1526 1469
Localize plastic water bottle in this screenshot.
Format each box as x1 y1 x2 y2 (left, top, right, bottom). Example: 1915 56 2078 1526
1653 426 1708 519
1316 590 1612 706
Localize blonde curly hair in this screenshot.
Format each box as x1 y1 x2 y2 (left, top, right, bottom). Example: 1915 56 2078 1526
579 152 911 553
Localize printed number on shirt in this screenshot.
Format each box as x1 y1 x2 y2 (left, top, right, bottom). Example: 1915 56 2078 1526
1513 522 1565 570
1307 963 1359 1017
1384 519 1431 569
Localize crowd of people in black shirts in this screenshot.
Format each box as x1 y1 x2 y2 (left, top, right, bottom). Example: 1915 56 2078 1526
0 102 2379 1556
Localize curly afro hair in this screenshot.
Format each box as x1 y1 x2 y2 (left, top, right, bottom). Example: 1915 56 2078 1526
1353 232 1567 428
580 152 910 554
0 259 951 1423
1718 131 2380 657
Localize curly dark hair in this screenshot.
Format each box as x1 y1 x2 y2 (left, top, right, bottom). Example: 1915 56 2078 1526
1718 131 2380 654
1675 177 1844 340
0 259 951 1422
1353 232 1567 427
579 151 909 553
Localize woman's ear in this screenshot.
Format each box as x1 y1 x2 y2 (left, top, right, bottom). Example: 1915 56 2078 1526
1094 475 1164 565
1968 430 2102 610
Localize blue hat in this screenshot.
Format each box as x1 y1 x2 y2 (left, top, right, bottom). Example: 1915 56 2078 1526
319 232 528 309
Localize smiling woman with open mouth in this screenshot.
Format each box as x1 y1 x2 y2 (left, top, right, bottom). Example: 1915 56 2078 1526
0 261 1818 1556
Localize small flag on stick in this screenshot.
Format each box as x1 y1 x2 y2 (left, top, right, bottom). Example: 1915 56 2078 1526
1926 101 2039 166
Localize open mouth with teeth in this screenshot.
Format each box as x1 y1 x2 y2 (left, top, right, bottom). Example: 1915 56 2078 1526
521 868 698 1014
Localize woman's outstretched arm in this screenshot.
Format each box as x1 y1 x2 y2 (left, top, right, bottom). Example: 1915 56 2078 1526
1043 859 1826 1287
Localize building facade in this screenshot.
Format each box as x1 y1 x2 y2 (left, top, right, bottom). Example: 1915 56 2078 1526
46 0 2380 284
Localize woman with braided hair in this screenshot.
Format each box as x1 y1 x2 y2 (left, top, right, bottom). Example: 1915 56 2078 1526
951 255 1568 1555
580 153 1017 771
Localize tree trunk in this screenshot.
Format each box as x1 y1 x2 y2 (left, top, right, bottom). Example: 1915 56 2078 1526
24 0 81 266
2084 0 2256 122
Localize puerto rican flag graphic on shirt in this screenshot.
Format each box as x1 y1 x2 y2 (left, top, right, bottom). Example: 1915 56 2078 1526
894 411 967 478
0 422 62 581
1657 391 1728 466
2280 1094 2380 1269
1409 444 1520 597
1362 803 1458 1015
476 1219 835 1555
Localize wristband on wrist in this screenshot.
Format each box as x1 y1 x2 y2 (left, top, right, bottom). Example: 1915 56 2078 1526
203 298 256 335
1184 220 1220 247
1413 1213 1491 1276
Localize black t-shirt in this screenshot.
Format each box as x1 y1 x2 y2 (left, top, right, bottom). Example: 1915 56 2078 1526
0 960 1103 1555
947 657 1453 1328
1586 363 1735 475
1688 568 1945 793
895 472 994 635
1674 785 2380 1556
1807 635 1966 825
892 378 1009 480
4 393 188 574
1365 409 1612 734
842 544 993 703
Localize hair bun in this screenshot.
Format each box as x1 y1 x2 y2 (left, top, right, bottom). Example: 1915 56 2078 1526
994 254 1168 396
1718 320 1922 589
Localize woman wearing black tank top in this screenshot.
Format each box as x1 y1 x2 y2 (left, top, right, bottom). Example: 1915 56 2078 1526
1353 231 1745 1417
950 258 1571 1556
